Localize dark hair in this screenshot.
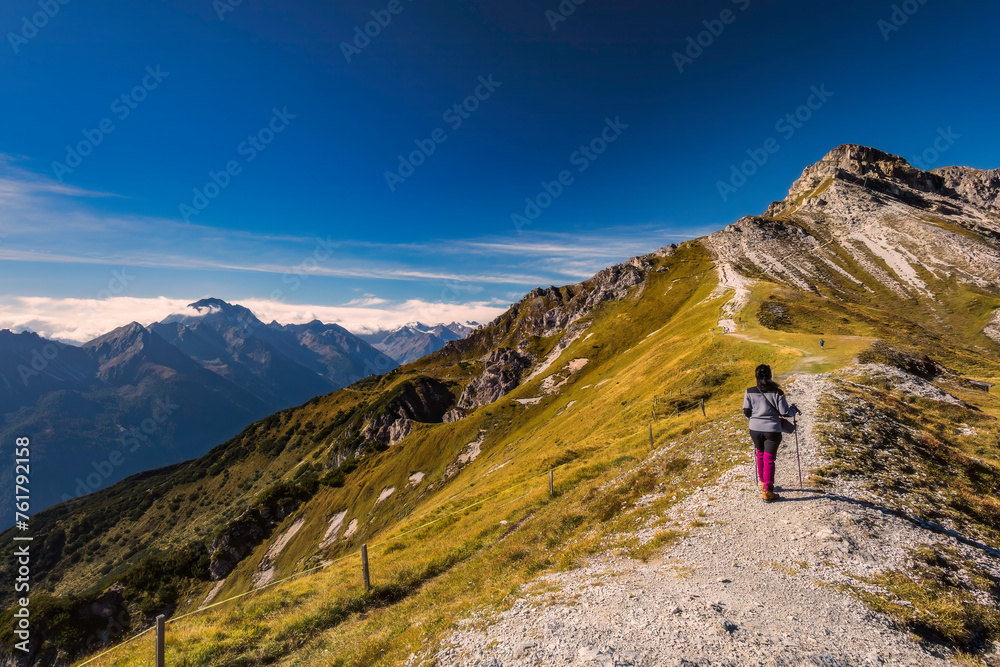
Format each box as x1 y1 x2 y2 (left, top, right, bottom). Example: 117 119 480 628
755 364 781 393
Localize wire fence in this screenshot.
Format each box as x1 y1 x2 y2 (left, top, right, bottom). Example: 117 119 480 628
73 410 703 666
69 343 738 667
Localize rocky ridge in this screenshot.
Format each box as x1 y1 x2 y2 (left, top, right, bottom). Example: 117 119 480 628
932 165 1000 212
443 245 677 420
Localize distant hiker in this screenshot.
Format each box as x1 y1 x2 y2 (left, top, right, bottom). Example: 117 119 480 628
819 339 825 348
742 364 799 502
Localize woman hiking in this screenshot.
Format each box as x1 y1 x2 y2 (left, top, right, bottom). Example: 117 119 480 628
742 364 798 502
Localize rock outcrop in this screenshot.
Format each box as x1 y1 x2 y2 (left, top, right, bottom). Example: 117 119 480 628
209 497 302 580
707 144 1000 302
457 348 534 410
933 165 1000 212
331 377 456 461
439 247 673 415
361 377 455 447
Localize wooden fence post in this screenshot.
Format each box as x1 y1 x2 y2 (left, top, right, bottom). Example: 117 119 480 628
155 615 165 667
700 398 706 417
361 544 371 592
648 424 653 450
549 470 554 496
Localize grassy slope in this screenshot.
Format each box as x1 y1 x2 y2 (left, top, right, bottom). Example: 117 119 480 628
65 243 792 665
72 234 1000 666
2 213 997 665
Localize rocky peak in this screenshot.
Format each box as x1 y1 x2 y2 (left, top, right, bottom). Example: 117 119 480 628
766 144 999 218
707 144 1000 307
767 144 938 217
188 297 240 312
82 321 150 354
161 298 260 329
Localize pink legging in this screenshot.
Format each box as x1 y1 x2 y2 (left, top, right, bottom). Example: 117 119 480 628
756 450 776 490
750 430 782 491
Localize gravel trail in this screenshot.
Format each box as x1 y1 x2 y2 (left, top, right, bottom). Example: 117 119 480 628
433 371 996 666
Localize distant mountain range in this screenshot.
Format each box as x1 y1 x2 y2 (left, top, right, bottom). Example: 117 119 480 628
0 298 473 517
357 321 477 365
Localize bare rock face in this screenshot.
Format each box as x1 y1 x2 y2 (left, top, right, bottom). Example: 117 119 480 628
581 262 646 313
332 377 456 460
984 309 1000 344
457 348 534 410
765 144 949 218
209 498 300 580
359 377 454 450
709 144 1000 301
933 165 1000 212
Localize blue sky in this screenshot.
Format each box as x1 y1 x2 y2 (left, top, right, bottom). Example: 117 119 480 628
1 0 997 341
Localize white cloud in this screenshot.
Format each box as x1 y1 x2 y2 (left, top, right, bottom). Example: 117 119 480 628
238 298 503 334
0 295 506 344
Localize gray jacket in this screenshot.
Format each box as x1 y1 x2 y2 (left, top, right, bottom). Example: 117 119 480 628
742 386 792 433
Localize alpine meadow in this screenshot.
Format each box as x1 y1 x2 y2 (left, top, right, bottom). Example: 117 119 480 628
4 2 1000 666
3 145 1000 665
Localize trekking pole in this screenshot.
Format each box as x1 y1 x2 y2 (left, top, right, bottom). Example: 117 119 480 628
793 414 803 490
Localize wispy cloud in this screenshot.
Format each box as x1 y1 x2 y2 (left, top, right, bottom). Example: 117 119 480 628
0 247 550 284
0 156 713 348
0 158 702 287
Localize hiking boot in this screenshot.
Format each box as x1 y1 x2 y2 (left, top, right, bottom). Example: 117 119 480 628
762 488 781 502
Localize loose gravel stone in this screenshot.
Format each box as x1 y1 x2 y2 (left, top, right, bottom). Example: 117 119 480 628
421 369 999 667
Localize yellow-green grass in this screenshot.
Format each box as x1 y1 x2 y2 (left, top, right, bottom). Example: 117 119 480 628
76 416 754 666
814 372 1000 545
843 545 1000 654
70 246 812 665
52 238 1000 666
